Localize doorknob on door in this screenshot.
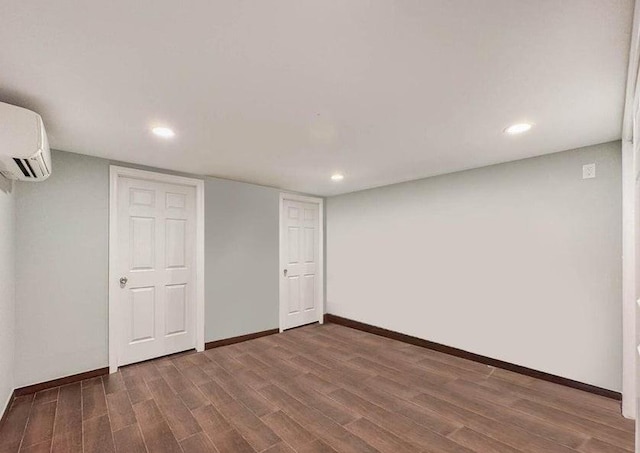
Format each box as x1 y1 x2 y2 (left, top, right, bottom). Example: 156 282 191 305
283 269 287 277
119 276 128 287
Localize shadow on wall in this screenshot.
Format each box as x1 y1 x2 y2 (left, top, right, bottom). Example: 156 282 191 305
0 175 13 195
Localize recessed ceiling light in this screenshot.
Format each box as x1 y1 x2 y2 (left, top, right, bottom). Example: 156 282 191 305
504 123 532 135
151 126 175 138
331 173 344 181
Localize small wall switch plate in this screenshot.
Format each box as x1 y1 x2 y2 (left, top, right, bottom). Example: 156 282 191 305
583 163 596 179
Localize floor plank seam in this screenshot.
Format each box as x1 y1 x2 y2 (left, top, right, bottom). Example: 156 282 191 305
48 390 59 453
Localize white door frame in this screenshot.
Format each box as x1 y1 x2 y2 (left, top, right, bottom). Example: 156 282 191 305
279 193 324 332
621 0 640 421
109 165 205 373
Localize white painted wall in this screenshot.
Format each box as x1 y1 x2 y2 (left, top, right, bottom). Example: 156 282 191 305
0 176 16 412
327 141 622 391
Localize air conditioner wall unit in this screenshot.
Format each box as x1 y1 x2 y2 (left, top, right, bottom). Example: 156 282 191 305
0 102 51 181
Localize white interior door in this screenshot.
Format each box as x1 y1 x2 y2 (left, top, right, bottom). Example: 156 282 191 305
117 176 197 366
281 197 322 330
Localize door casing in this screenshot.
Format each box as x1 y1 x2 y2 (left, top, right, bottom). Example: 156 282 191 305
279 193 324 332
109 165 205 373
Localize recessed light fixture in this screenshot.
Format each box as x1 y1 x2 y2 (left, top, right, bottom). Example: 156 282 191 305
331 173 344 181
504 123 532 135
151 126 175 138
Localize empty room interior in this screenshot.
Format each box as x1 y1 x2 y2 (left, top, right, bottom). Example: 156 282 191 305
3 1 640 452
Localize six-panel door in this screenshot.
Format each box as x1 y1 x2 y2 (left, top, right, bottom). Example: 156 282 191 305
282 199 320 330
117 177 196 366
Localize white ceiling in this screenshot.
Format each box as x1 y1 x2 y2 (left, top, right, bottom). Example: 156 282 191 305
1 1 633 196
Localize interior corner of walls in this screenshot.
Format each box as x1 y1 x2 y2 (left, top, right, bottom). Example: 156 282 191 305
14 149 109 390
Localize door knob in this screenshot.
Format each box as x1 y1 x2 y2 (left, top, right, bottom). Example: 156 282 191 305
283 269 288 276
119 276 128 287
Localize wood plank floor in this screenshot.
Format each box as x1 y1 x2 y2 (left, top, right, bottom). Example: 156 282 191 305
0 323 634 453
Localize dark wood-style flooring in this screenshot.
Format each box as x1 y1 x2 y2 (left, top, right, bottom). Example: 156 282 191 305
0 323 634 453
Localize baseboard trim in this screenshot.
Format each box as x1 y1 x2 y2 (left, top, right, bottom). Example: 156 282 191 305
12 329 279 397
324 314 621 401
205 328 279 350
14 367 109 397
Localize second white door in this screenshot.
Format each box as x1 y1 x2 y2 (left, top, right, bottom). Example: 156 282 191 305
281 198 322 330
117 176 196 366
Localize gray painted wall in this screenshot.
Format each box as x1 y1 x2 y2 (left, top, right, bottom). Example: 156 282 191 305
327 141 622 391
0 177 15 412
14 150 280 387
205 178 279 341
15 151 109 387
